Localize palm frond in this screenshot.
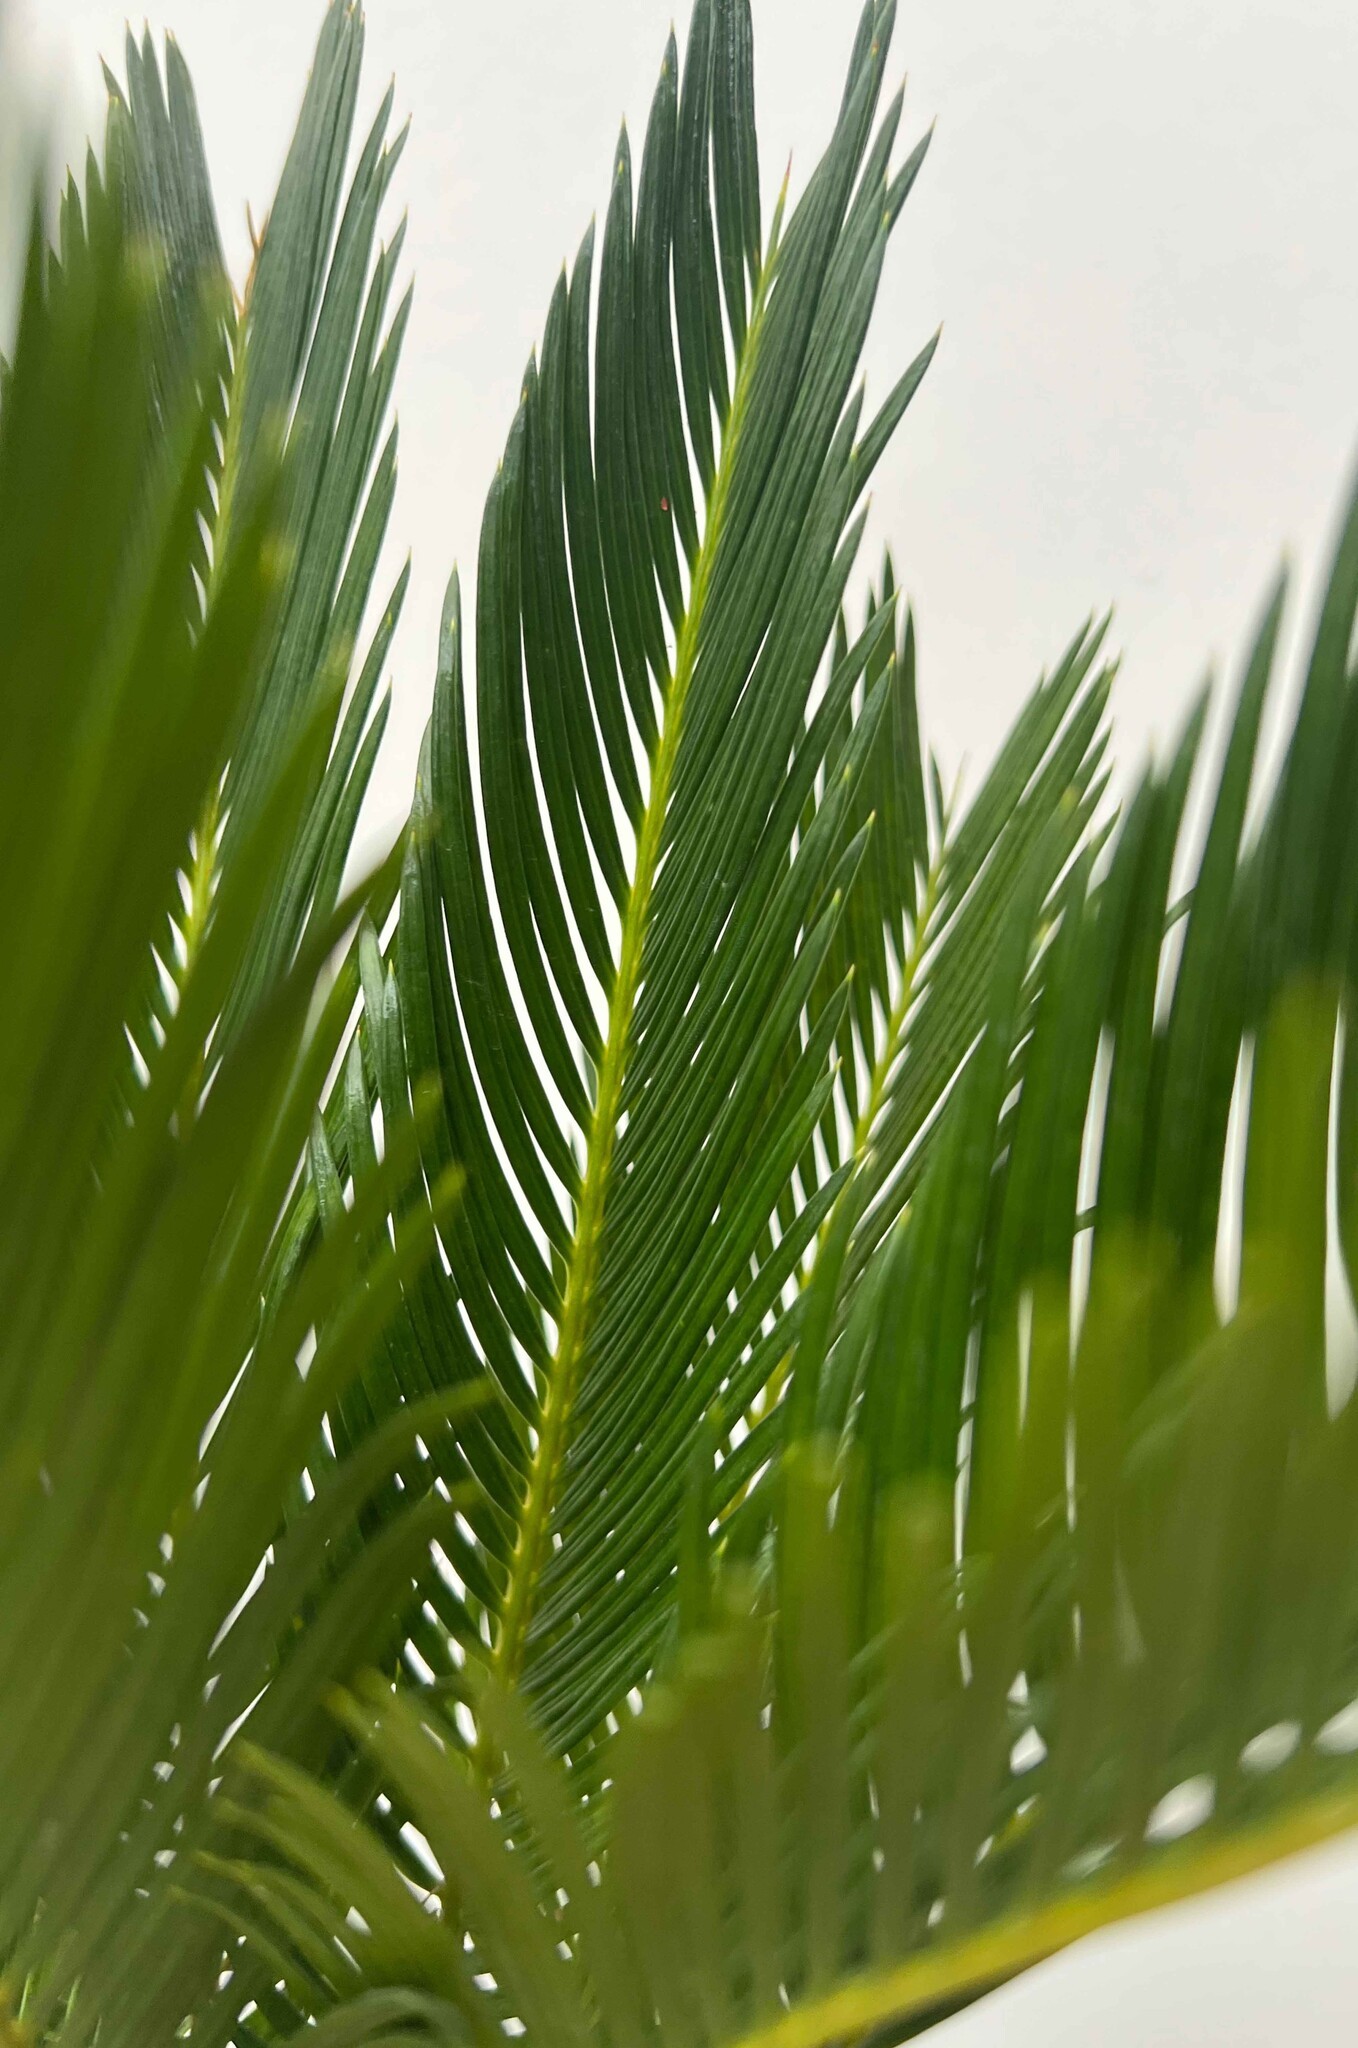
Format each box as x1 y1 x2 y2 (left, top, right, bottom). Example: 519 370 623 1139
715 577 1113 1523
104 0 411 1104
332 0 942 1765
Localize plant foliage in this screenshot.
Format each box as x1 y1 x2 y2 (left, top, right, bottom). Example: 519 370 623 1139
0 11 472 2041
3 4 1358 2046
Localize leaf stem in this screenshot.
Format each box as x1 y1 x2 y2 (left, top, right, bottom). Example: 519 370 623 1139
847 838 945 1181
175 782 221 1130
726 817 947 1482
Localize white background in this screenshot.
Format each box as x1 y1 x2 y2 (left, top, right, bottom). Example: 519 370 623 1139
9 0 1358 2034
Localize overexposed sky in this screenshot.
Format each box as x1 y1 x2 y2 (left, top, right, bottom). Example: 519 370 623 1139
10 0 1358 2034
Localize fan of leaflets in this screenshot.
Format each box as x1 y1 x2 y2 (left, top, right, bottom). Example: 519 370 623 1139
312 0 1110 1797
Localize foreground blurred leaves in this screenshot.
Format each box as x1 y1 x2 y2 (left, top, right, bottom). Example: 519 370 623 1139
0 9 473 2040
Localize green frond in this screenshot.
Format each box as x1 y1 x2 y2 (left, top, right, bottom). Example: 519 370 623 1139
331 0 940 1767
101 0 410 1108
728 581 1113 1494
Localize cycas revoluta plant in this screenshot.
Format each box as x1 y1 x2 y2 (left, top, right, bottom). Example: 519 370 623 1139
3 3 1358 2044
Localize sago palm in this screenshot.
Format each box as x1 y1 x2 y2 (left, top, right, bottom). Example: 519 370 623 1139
3 3 1358 2045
